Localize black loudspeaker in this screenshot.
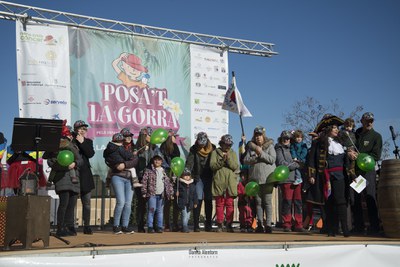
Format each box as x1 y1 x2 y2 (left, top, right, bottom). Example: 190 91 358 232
4 195 50 249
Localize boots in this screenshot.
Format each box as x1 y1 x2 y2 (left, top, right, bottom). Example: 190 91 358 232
255 222 264 233
338 204 350 237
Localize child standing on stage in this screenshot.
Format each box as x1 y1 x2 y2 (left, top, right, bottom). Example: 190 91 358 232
176 168 198 233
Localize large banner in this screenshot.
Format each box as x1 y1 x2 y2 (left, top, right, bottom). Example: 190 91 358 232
16 22 228 177
16 22 71 121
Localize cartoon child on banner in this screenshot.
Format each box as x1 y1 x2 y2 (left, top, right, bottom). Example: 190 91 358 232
112 52 149 89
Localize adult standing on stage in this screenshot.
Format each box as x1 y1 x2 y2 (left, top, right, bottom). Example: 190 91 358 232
44 121 83 237
185 132 215 232
307 114 351 237
348 112 382 235
243 126 276 233
135 126 156 232
160 129 181 231
73 120 95 235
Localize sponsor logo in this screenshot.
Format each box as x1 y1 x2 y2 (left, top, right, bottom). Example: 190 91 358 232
218 85 227 90
204 58 218 63
194 99 200 104
45 50 57 60
208 92 218 97
194 92 206 96
43 99 68 105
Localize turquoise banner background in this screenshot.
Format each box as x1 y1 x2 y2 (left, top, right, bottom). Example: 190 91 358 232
69 28 190 177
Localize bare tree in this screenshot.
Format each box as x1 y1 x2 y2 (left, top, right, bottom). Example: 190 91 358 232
283 96 395 161
283 96 363 137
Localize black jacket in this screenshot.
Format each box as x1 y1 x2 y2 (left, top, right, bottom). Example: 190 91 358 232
176 178 198 210
73 137 95 193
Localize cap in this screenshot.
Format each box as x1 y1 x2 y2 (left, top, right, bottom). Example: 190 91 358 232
182 168 191 176
152 152 164 161
73 120 89 130
280 130 292 139
140 126 153 136
112 133 124 142
120 128 134 137
196 132 208 146
361 112 374 121
315 114 344 133
254 126 265 135
220 134 234 146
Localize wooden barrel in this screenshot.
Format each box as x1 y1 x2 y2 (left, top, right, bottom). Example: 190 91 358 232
378 159 400 237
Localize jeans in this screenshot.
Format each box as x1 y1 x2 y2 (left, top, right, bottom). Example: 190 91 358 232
147 195 164 229
80 191 91 226
112 175 134 228
57 190 78 228
181 207 191 231
255 184 273 227
194 178 213 229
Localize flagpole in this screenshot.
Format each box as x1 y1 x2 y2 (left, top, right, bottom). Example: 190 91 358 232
232 71 245 136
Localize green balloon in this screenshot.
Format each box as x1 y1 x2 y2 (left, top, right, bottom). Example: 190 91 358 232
150 128 168 144
57 150 75 167
273 165 290 181
245 181 259 196
171 157 185 177
356 153 375 172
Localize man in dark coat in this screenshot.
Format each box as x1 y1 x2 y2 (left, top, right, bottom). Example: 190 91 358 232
73 120 95 235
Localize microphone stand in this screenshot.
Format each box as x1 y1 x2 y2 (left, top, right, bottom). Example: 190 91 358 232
392 138 400 159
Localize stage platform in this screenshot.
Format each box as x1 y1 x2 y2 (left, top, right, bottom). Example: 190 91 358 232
1 227 399 255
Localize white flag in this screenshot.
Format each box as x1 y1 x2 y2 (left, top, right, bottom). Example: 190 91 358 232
222 76 252 117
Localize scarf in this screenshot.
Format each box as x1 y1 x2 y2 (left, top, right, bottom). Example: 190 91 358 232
197 142 213 157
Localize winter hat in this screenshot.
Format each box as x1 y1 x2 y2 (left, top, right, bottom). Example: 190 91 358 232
220 134 234 146
196 132 208 146
182 168 191 176
112 133 124 142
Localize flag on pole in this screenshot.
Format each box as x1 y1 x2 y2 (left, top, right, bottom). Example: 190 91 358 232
222 75 252 117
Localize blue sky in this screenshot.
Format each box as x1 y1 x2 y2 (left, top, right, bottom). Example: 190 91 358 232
1 0 399 158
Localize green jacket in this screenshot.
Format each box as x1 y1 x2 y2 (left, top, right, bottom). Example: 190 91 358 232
210 147 239 197
355 127 382 161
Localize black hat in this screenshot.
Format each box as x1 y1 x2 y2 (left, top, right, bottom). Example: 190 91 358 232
280 130 292 139
315 114 344 133
120 128 134 137
73 120 89 130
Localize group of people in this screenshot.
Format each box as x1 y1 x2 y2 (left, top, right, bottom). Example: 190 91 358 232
0 111 383 237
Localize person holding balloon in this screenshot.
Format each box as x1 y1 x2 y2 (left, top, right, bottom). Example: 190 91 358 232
275 130 304 233
185 132 216 232
243 126 276 233
306 114 352 237
134 126 156 232
160 129 181 232
210 134 239 233
348 112 382 235
43 121 83 237
236 167 256 233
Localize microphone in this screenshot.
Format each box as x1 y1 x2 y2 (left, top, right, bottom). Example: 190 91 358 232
390 126 396 141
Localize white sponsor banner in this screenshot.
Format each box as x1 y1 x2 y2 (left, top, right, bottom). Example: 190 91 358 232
190 44 229 145
16 22 70 122
0 245 398 267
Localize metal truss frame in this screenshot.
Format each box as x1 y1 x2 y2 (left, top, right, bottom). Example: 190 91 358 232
0 1 278 57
